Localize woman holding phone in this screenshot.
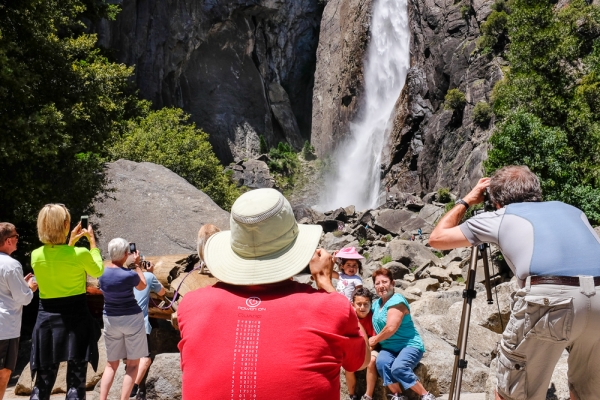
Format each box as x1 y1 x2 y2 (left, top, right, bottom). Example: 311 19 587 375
98 238 147 400
30 204 104 400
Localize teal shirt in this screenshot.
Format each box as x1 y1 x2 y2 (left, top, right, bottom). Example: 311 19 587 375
372 293 425 353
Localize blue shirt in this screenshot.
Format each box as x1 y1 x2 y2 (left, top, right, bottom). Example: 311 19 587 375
99 266 141 317
372 293 425 353
460 201 600 287
134 272 164 334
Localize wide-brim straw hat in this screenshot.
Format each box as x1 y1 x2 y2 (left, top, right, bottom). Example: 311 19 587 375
204 188 323 285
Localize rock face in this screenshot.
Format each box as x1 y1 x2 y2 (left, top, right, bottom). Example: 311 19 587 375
92 160 230 257
311 0 373 156
310 0 504 197
386 0 504 196
95 0 322 163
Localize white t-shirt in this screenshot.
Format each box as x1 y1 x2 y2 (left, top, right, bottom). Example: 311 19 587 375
335 273 363 301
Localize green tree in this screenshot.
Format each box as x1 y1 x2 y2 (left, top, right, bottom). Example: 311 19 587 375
109 107 239 210
473 101 493 125
0 0 141 255
444 89 467 111
487 0 600 222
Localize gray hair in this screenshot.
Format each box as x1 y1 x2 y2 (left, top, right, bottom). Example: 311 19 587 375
489 165 543 207
108 238 129 261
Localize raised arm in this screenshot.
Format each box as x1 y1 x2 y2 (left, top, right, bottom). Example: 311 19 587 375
429 178 490 250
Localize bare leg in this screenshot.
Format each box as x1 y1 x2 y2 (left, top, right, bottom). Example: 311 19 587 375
135 357 152 385
346 370 357 396
100 360 120 400
365 355 378 397
121 359 140 400
0 368 11 399
408 381 428 396
388 382 403 394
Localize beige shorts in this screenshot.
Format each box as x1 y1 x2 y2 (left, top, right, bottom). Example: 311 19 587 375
496 277 600 400
103 312 148 362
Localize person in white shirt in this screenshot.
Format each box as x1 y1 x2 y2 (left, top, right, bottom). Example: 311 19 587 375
0 222 37 398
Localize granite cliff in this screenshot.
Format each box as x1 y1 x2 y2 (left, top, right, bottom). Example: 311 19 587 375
95 0 323 164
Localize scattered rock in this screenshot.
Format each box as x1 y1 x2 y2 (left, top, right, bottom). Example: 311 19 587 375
229 159 276 189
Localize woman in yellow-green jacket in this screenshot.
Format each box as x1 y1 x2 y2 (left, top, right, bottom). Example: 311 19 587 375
29 204 104 400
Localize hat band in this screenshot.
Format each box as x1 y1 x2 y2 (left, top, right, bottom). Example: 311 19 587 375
231 196 284 225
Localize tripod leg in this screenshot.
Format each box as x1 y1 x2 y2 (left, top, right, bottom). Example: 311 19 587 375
480 244 493 304
448 246 479 400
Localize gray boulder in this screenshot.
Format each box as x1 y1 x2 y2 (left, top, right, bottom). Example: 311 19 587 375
320 232 356 250
418 204 444 226
411 278 441 293
385 261 411 280
389 240 442 271
145 353 183 400
92 160 230 257
374 209 415 235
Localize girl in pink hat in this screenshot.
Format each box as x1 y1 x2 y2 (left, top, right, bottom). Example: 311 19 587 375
332 247 366 302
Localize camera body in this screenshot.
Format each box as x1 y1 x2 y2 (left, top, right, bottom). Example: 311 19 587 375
483 188 495 212
129 242 136 253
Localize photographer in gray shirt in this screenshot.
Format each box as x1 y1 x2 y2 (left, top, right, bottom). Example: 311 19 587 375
0 222 37 398
430 165 600 400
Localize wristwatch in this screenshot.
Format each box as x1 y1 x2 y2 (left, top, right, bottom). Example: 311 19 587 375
455 199 470 209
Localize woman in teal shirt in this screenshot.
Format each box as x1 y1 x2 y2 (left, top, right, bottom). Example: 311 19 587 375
30 204 104 400
369 268 435 400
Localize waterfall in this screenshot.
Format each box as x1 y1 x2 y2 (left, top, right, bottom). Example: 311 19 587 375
318 0 410 211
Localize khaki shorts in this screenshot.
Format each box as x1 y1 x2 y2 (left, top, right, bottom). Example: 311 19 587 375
497 277 600 400
103 312 148 362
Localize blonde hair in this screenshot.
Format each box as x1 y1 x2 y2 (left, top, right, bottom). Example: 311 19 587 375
197 224 221 262
37 204 71 245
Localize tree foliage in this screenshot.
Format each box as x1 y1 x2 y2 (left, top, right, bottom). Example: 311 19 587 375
486 0 600 223
473 101 493 125
0 0 141 254
444 89 467 111
109 107 239 210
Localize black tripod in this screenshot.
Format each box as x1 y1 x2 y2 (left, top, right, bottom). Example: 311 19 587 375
448 241 494 400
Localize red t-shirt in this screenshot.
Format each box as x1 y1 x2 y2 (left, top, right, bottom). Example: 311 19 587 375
359 311 376 337
178 280 366 399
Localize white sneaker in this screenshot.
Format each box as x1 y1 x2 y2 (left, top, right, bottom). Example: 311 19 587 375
421 393 436 400
388 394 408 400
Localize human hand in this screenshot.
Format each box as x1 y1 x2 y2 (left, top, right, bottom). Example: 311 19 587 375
25 274 38 291
86 223 96 248
463 177 491 206
132 250 141 266
310 248 336 292
368 336 378 348
68 222 87 246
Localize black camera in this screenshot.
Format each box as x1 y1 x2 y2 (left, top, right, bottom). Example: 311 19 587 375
129 242 136 253
483 188 495 212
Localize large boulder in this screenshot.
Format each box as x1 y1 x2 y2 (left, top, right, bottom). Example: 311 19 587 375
145 353 183 400
417 328 489 394
418 204 444 226
92 160 230 257
374 209 417 235
388 240 442 271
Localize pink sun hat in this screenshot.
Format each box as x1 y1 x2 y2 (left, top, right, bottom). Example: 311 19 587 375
335 247 365 260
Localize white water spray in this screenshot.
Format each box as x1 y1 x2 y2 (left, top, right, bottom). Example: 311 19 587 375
318 0 410 211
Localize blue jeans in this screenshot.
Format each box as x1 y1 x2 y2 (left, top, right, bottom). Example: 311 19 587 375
376 346 423 389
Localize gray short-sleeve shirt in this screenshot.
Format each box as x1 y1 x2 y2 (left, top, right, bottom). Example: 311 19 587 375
459 201 600 287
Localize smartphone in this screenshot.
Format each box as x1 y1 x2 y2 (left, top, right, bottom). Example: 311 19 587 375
129 242 136 253
81 215 88 229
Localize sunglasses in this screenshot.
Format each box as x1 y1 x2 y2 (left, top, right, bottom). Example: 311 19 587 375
8 234 19 240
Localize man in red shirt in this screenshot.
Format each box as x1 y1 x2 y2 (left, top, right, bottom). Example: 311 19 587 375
178 188 370 399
